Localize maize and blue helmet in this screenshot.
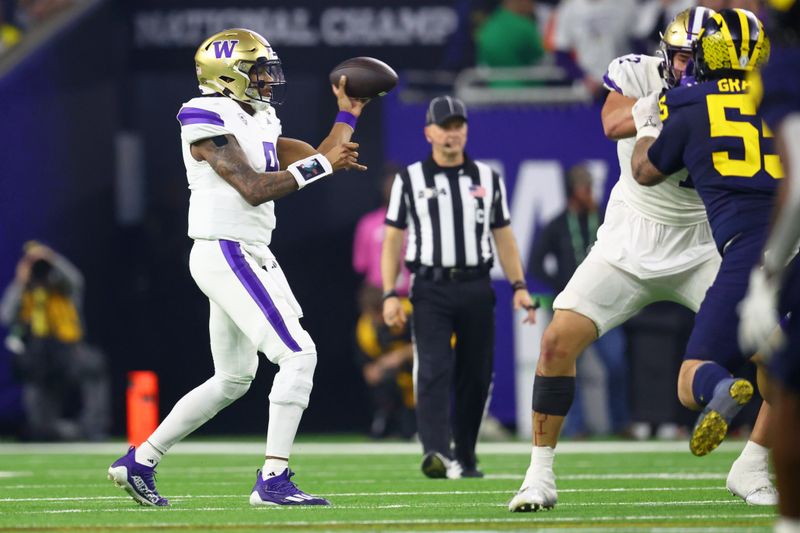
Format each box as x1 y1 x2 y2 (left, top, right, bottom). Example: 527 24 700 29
694 9 771 82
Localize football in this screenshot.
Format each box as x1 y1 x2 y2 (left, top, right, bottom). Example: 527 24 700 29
328 57 398 99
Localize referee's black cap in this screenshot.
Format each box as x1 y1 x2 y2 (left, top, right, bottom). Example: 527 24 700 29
425 95 468 126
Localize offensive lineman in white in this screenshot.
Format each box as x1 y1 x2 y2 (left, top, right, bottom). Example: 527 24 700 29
509 7 776 512
108 28 367 507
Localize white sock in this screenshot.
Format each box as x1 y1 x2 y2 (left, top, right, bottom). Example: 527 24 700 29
775 517 800 533
526 446 555 478
145 375 244 456
262 458 289 479
134 440 164 467
265 402 304 461
739 440 770 461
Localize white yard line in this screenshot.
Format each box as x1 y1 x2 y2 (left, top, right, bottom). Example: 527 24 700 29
0 440 746 455
0 471 30 478
0 478 731 493
0 487 733 503
2 512 774 524
8 500 756 514
559 473 728 480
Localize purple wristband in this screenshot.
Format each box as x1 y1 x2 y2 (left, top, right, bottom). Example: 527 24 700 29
336 110 357 130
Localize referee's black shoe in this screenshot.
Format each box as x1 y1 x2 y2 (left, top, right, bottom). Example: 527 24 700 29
461 467 484 478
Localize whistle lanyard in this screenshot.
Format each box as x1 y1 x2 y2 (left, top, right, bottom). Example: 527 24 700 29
566 211 598 265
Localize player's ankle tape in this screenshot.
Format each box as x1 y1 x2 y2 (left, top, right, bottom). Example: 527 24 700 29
532 375 575 416
288 154 333 189
636 125 661 141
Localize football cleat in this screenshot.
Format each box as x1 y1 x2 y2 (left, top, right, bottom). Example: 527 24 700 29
107 446 169 507
727 456 778 505
421 451 463 479
249 469 330 506
508 472 558 512
690 378 753 456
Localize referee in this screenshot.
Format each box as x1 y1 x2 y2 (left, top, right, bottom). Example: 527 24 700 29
381 95 537 478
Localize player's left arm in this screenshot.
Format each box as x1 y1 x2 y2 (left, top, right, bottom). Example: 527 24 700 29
632 137 668 186
601 91 637 140
316 75 370 155
276 137 318 168
492 226 537 325
276 136 367 172
763 115 800 277
738 116 800 355
632 92 687 186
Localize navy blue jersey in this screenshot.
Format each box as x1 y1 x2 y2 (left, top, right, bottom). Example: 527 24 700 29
759 46 800 313
757 46 800 130
648 78 783 251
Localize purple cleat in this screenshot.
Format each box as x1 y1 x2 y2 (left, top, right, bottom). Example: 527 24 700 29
249 468 330 506
107 446 169 507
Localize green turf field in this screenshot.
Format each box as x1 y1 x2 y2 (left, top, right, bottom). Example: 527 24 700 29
0 440 777 532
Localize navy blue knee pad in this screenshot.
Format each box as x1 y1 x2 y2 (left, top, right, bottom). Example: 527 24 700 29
532 375 575 416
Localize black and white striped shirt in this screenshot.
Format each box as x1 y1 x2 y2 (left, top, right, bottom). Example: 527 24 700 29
385 154 511 268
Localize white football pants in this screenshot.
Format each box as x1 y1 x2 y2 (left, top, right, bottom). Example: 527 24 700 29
146 239 316 458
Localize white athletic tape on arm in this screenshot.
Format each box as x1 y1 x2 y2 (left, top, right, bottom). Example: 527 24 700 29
288 154 334 189
636 125 661 141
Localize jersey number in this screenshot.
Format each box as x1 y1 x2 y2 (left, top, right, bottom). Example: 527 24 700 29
707 94 783 179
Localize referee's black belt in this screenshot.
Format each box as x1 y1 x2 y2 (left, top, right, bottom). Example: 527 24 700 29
413 265 490 283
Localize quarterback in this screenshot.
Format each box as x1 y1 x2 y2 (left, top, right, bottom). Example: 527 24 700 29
107 28 367 507
509 6 775 512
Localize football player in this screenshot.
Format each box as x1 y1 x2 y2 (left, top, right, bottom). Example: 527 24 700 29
631 4 780 506
509 6 776 512
107 28 367 507
738 1 800 530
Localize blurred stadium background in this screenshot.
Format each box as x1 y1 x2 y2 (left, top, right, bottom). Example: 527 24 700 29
0 0 766 443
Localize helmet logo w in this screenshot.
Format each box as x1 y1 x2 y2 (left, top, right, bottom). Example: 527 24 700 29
212 40 238 59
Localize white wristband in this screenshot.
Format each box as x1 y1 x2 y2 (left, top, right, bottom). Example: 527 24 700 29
636 125 661 141
287 154 334 189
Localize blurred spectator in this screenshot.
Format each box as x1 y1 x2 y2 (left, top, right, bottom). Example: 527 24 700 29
352 165 410 295
528 164 629 435
16 0 72 26
729 0 765 13
476 0 545 86
700 0 728 10
355 285 415 439
632 0 695 54
551 0 638 99
0 0 74 56
631 1 766 53
0 242 109 441
0 7 22 54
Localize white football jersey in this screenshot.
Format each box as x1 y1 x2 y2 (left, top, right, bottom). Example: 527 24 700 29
603 54 707 226
178 96 282 245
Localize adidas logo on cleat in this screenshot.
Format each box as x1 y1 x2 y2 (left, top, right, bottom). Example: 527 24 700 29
132 475 160 504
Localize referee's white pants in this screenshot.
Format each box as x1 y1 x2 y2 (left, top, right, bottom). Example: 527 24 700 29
147 239 316 456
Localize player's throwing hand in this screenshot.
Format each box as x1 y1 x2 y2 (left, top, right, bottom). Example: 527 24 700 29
332 75 370 118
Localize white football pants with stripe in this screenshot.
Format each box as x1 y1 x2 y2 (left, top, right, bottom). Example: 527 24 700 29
146 239 317 459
